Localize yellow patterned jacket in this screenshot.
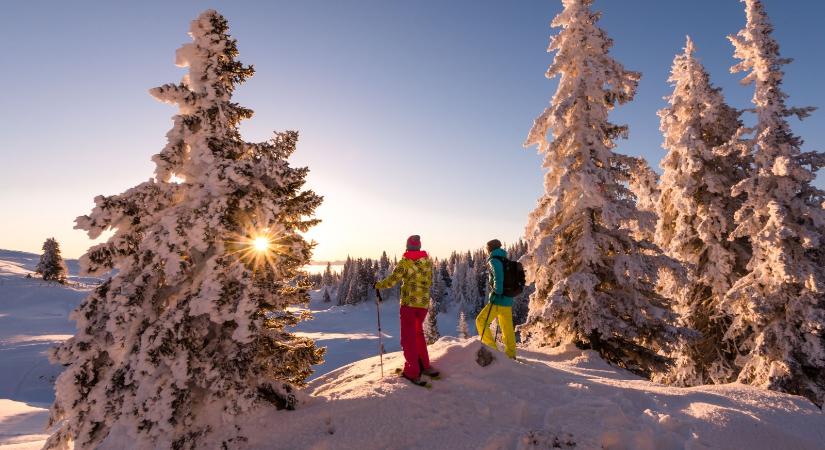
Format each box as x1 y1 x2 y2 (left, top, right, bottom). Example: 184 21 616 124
375 250 432 309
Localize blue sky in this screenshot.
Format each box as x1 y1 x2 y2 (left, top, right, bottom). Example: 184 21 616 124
1 0 823 261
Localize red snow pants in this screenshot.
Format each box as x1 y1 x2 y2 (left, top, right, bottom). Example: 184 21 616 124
399 305 431 379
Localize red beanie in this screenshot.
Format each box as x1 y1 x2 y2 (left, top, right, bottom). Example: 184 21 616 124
406 235 421 251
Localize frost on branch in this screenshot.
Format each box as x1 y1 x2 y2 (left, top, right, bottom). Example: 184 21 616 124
45 10 323 449
653 37 751 387
722 0 825 407
518 0 688 379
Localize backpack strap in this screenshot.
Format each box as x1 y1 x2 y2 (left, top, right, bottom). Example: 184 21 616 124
490 255 507 273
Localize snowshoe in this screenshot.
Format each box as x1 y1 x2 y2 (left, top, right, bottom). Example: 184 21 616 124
394 368 433 388
402 373 431 389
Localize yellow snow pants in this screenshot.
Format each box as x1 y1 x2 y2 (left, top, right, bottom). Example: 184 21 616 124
475 303 516 359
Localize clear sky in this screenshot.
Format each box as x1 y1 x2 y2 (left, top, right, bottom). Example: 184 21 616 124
1 0 823 262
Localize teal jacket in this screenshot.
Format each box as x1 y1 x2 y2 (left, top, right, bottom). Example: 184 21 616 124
487 248 514 307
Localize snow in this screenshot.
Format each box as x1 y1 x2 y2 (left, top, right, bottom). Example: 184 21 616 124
0 399 50 450
237 338 825 450
2 249 825 449
0 250 89 450
294 290 458 380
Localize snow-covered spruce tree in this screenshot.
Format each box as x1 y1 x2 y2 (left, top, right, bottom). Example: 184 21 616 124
431 259 447 307
323 287 332 303
458 311 469 340
508 240 534 326
722 0 825 406
346 258 376 304
344 259 360 305
626 157 660 243
450 258 469 313
437 259 451 312
336 256 353 305
321 262 334 287
654 37 751 386
518 0 687 378
424 299 441 344
45 11 324 449
464 258 483 316
378 251 391 280
36 237 68 283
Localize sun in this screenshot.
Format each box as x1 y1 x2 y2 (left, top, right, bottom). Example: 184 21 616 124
253 236 270 252
226 218 288 272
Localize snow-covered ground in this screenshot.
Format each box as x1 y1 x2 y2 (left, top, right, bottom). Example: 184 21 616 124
239 339 825 449
2 249 825 449
0 250 91 449
294 290 459 380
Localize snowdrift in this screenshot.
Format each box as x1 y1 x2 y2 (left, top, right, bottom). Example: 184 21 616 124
239 338 825 450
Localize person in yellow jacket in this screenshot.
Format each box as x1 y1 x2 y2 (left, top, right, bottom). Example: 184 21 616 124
476 239 516 359
375 235 439 386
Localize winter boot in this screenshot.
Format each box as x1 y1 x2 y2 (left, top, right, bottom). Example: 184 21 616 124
422 366 440 378
401 372 430 388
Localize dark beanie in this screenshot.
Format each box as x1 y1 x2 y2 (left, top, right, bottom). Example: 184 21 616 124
406 235 422 251
486 239 502 252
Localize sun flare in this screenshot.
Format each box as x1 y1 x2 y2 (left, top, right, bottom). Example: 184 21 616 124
225 222 290 273
253 236 270 252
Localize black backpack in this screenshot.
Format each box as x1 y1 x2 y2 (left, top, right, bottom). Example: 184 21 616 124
492 256 526 297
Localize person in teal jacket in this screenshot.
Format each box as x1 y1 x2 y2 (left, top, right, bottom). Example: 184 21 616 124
475 239 516 359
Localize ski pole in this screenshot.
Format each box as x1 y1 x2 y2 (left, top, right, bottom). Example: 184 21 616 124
374 287 385 378
479 301 494 344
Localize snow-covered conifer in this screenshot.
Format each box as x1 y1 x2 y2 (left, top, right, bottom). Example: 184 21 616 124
508 240 534 326
439 259 452 288
431 259 447 308
450 258 469 312
518 0 686 377
654 37 750 386
473 249 489 304
323 287 332 303
337 256 354 305
463 258 483 316
722 0 825 406
46 11 324 448
347 258 376 304
437 260 451 312
458 311 469 340
378 251 390 280
344 259 364 305
626 157 661 243
424 300 441 344
36 238 68 283
321 262 334 287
